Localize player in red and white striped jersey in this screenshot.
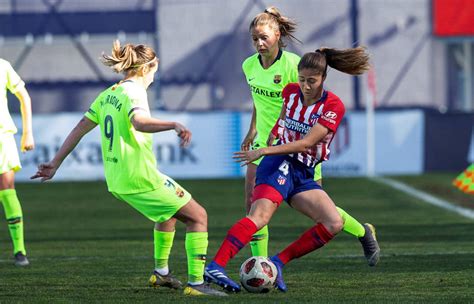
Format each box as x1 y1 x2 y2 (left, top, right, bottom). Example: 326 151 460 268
205 47 379 293
278 83 344 167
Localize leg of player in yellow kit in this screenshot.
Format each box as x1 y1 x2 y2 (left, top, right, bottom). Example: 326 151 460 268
316 164 380 266
0 188 27 264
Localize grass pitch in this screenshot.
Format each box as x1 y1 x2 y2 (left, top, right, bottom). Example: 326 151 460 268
0 174 473 303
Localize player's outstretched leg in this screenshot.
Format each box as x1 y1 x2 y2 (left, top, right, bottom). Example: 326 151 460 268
358 223 380 266
204 261 241 292
204 217 259 292
270 255 287 292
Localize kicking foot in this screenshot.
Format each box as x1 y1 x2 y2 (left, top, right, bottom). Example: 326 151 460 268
270 255 287 292
204 261 241 292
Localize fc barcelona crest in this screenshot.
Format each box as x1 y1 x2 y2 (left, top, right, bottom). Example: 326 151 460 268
274 75 282 84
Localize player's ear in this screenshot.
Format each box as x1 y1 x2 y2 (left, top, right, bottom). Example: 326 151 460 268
275 29 281 41
138 66 147 76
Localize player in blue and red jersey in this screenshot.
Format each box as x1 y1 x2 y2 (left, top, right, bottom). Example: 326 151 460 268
242 7 377 265
205 47 378 292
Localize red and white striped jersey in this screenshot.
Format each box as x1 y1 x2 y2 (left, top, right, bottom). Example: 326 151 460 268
279 83 345 167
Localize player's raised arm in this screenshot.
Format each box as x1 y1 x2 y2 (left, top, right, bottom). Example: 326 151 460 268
30 116 97 181
131 112 192 147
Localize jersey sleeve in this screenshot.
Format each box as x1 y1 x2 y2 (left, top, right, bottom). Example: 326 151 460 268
287 54 300 83
318 98 345 132
126 88 150 120
241 56 252 84
5 61 24 94
84 94 101 124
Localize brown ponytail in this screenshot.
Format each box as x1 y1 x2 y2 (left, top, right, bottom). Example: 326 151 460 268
249 6 300 48
298 46 370 76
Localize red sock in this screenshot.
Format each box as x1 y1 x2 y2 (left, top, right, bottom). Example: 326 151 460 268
214 217 258 267
277 223 334 265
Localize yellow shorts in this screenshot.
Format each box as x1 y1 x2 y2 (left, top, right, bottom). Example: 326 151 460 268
111 175 192 223
0 133 21 174
250 140 267 166
314 163 322 181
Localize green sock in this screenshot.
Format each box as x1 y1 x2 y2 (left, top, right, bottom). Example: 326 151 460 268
154 230 175 269
185 232 208 284
250 225 269 257
0 189 26 255
337 207 365 238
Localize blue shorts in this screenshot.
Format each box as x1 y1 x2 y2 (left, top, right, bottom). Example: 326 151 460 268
255 155 322 203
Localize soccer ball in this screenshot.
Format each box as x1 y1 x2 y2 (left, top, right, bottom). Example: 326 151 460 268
239 256 277 293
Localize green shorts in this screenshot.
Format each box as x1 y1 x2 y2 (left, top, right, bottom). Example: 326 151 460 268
112 175 192 223
0 133 21 174
314 163 322 181
252 140 323 181
250 140 267 166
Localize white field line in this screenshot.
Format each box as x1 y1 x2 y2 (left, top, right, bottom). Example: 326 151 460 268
373 177 474 220
1 251 473 264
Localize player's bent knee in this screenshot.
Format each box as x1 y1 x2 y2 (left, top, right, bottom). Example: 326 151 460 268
179 199 208 229
247 204 274 229
248 215 270 230
326 217 343 235
191 203 208 226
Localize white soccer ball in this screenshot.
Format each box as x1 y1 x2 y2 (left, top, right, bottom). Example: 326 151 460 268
239 256 277 293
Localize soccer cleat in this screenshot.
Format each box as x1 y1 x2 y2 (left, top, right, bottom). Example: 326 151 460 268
358 223 380 267
269 255 287 292
149 270 183 289
204 261 241 292
14 252 29 267
183 283 228 296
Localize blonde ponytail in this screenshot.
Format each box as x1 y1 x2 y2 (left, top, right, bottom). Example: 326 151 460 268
102 40 157 74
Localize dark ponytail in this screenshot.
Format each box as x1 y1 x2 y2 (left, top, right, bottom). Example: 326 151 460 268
298 46 370 76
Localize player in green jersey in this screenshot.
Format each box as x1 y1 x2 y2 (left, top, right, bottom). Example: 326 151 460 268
241 7 379 266
0 58 34 267
31 41 226 297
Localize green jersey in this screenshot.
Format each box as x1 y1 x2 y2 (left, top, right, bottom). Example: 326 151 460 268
242 50 300 148
84 81 163 194
0 58 25 135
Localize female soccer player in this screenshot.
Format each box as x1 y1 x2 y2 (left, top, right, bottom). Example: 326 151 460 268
205 47 377 292
0 58 34 267
242 6 379 265
31 41 225 297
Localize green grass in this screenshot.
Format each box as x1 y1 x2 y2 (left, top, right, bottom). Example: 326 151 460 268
0 176 473 303
392 172 474 208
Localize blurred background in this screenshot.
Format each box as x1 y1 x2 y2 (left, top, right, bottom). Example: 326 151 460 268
1 0 473 180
